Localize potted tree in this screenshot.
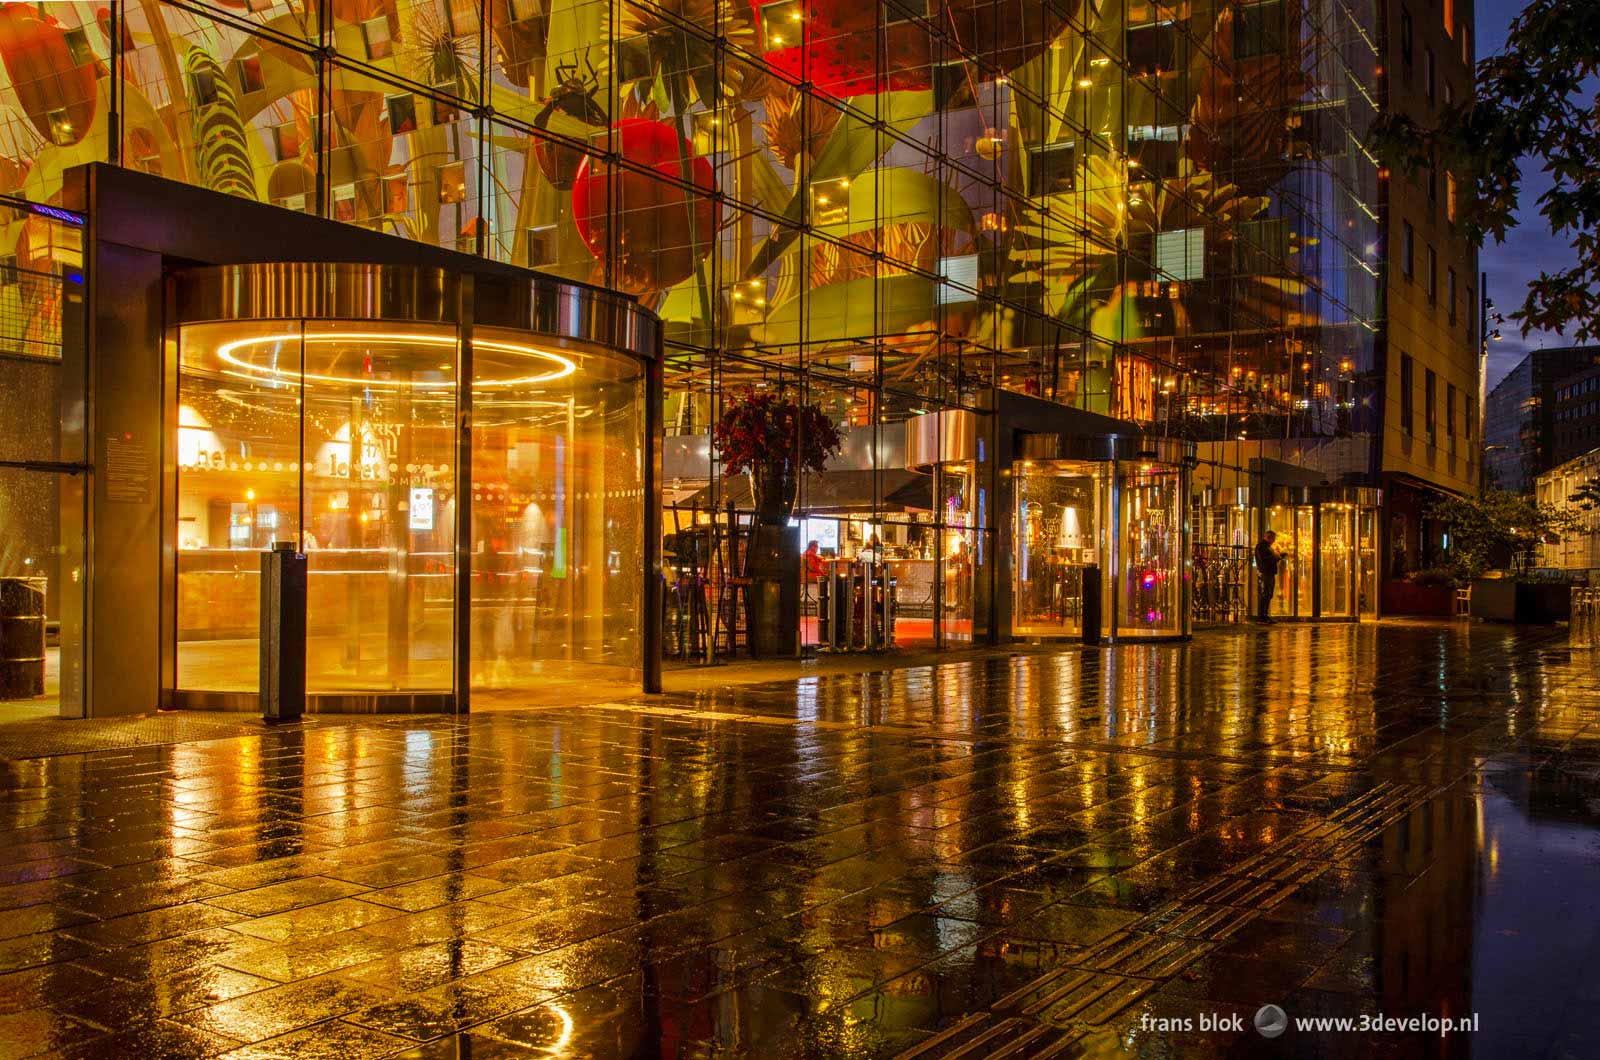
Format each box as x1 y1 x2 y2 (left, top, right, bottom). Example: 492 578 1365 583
1429 491 1581 623
714 389 843 656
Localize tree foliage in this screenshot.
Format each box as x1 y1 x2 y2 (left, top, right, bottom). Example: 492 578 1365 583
1570 477 1600 510
1429 489 1581 581
1371 0 1600 341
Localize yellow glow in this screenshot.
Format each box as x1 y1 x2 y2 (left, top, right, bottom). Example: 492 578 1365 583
551 1005 574 1051
246 488 256 501
1077 77 1093 87
214 330 576 390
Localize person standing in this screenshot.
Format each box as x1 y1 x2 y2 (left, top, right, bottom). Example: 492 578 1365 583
1254 530 1280 622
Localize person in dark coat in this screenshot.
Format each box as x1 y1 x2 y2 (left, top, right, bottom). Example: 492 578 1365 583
1254 530 1280 621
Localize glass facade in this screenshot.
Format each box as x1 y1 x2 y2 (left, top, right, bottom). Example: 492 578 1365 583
0 197 85 717
0 0 1381 593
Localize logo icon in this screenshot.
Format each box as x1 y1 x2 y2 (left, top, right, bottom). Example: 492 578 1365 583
1255 1004 1288 1038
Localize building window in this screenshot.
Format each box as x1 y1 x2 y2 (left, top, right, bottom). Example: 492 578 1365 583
1401 354 1415 435
1425 368 1438 444
1402 221 1414 280
1447 267 1457 324
1425 47 1435 103
1467 282 1476 343
1426 245 1437 304
1234 0 1285 60
1401 9 1414 69
1444 0 1454 35
1447 383 1457 440
1027 141 1076 194
1127 21 1178 76
1467 395 1476 440
1446 172 1457 224
1461 24 1471 64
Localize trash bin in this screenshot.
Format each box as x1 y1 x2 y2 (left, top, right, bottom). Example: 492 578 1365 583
0 577 46 699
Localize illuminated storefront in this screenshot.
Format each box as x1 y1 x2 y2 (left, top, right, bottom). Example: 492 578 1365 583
1261 486 1382 621
0 0 1449 713
169 262 657 710
1012 435 1192 641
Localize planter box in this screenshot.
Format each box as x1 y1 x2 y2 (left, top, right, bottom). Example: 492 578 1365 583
1469 580 1572 624
1382 580 1456 617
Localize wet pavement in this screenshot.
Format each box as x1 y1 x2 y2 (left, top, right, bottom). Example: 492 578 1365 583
2 622 1599 1059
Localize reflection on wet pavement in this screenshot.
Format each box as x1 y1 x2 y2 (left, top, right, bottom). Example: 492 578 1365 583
3 623 1599 1058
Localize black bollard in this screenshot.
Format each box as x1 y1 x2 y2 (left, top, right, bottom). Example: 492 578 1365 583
260 540 307 723
1081 564 1103 646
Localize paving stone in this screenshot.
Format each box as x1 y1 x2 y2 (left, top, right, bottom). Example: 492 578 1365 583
0 624 1595 1057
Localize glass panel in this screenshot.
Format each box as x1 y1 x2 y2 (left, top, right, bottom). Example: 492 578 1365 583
470 327 646 697
0 467 84 718
1319 503 1357 617
1193 502 1251 625
0 208 85 718
301 321 456 693
1118 462 1183 636
1015 460 1105 638
1265 505 1296 618
1358 506 1380 617
175 322 304 692
800 514 846 651
940 461 976 643
1295 505 1314 616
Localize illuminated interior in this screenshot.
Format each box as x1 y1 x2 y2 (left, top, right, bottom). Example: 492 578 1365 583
1258 495 1381 620
1014 455 1189 640
175 319 645 699
1015 460 1107 639
1319 502 1358 619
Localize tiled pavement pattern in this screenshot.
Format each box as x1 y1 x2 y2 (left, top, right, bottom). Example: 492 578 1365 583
3 623 1600 1059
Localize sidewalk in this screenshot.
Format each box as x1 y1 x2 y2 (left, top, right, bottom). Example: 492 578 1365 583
0 621 1446 760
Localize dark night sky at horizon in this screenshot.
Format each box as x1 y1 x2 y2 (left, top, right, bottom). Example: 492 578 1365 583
1474 0 1584 388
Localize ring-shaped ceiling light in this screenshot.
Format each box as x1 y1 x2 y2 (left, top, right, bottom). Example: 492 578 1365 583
214 330 577 389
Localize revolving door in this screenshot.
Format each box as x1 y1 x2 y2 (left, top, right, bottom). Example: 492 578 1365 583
168 263 660 711
1012 435 1192 641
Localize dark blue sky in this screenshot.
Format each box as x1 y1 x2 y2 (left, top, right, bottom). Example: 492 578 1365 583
1476 0 1577 387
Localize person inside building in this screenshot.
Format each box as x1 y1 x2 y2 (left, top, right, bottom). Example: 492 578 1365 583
1254 530 1280 622
804 539 826 581
858 533 882 566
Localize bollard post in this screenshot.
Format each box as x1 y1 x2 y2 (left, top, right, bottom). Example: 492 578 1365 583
260 540 307 723
1081 564 1103 646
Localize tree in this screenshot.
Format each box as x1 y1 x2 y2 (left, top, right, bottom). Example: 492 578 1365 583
1429 490 1581 581
1371 0 1600 341
1570 478 1600 510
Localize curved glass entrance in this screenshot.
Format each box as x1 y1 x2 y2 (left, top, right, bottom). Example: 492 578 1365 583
1013 436 1192 641
170 264 658 711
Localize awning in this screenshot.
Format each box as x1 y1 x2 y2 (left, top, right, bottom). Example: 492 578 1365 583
681 469 933 514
